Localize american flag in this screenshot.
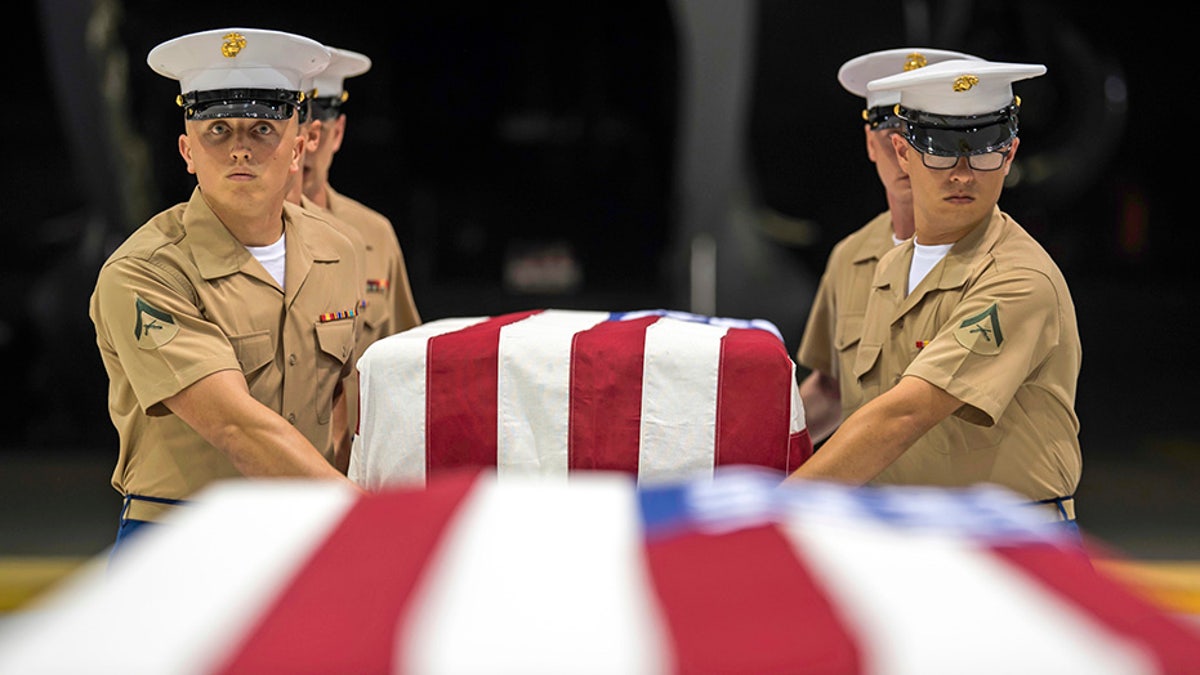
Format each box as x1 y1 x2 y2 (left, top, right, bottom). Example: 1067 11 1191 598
349 309 812 489
2 469 1197 674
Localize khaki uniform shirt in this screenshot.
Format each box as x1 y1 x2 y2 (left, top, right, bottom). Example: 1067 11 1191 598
325 186 422 342
300 194 372 435
796 211 899 419
852 207 1081 501
89 188 362 520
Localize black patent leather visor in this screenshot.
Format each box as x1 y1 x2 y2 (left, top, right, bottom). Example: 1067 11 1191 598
898 102 1018 156
309 97 343 122
180 88 303 121
865 105 903 130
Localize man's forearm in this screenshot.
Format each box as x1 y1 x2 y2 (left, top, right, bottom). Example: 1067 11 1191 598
212 408 349 480
332 382 352 474
798 370 843 444
786 376 960 484
165 369 354 484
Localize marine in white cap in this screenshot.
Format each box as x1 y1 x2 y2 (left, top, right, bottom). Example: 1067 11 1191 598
90 28 365 560
301 46 423 348
788 58 1084 533
838 47 983 131
283 60 374 473
796 48 982 444
874 58 1046 169
148 28 329 121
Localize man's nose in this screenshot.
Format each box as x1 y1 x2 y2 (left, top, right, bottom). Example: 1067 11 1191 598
949 157 975 181
230 133 252 161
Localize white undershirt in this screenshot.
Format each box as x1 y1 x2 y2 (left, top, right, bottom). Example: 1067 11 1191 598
908 240 953 296
246 233 287 289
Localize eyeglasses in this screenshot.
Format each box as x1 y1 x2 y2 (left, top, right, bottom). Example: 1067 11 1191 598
918 147 1012 172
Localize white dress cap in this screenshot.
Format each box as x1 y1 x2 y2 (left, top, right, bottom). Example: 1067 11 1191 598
868 58 1046 116
312 47 372 100
838 48 983 109
148 28 331 94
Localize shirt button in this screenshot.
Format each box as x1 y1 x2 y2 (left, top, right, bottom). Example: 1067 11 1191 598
287 412 296 424
288 354 297 366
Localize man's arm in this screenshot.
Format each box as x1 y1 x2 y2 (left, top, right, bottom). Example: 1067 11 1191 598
163 369 357 484
331 380 353 475
785 375 962 484
798 370 843 444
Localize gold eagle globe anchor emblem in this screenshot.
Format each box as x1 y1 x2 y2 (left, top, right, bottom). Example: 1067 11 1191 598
953 74 980 92
221 32 247 58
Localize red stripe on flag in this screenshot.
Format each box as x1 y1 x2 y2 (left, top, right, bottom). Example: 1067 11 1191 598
645 523 862 674
789 428 814 472
425 310 541 475
216 470 483 675
567 315 659 474
993 543 1200 674
715 328 807 471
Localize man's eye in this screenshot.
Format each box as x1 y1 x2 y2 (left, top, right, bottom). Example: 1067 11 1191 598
208 124 228 135
255 124 273 135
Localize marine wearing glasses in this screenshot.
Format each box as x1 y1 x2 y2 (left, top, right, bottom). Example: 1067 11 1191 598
872 59 1043 172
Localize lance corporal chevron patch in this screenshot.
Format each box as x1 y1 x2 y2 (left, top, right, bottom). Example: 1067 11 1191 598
954 302 1004 355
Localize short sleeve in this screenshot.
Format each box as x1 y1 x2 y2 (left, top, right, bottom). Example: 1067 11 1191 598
796 267 836 375
93 258 241 411
905 268 1061 426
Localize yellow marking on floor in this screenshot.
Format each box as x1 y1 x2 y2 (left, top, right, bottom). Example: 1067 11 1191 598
1094 558 1200 616
0 557 89 612
3 556 1199 618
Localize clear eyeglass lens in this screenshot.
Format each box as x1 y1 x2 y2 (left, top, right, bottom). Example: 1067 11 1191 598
921 150 1008 170
921 153 960 170
920 150 1008 171
968 152 1007 171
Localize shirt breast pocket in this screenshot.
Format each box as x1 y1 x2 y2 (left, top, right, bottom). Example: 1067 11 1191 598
361 295 389 334
848 341 883 413
833 314 864 379
314 320 356 423
227 330 274 375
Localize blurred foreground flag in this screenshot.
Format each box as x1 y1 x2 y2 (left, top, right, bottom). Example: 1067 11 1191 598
2 468 1198 674
350 309 812 489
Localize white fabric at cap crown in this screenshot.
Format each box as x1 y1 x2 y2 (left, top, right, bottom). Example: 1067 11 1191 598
838 48 983 109
868 59 1047 116
148 28 331 94
311 47 372 98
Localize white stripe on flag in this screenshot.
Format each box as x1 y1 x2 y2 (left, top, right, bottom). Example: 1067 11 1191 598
350 317 488 489
399 475 672 674
781 516 1158 675
0 481 357 675
638 318 729 484
789 359 807 435
496 310 610 480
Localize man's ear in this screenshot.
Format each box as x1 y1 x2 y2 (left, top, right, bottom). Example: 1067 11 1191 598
889 133 911 171
1002 137 1021 175
290 132 306 173
328 114 347 153
178 133 195 174
306 120 323 153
